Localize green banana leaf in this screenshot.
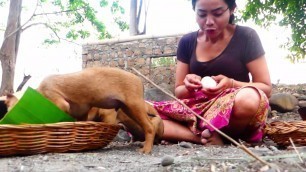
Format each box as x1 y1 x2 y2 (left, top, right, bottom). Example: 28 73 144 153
0 87 75 124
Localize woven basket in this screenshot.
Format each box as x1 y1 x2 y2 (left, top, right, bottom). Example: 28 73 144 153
265 121 306 147
0 121 120 156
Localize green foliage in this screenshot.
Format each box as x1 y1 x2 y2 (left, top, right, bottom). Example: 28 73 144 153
152 57 176 67
66 30 90 40
0 0 6 6
65 0 110 39
240 0 306 62
43 38 60 44
110 0 128 32
52 0 63 8
33 0 128 44
100 0 108 7
111 0 125 14
115 17 129 31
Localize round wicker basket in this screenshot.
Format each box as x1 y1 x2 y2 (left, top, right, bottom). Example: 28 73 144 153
0 121 120 156
265 121 306 147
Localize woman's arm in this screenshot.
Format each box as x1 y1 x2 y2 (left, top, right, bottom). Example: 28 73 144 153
175 61 190 99
174 61 202 99
236 55 272 97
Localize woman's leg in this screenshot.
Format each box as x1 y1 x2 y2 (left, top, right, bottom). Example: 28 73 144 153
162 120 202 144
226 87 261 139
162 119 224 145
202 87 261 144
161 87 262 145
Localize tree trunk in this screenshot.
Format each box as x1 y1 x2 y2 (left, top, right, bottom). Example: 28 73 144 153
138 0 147 35
129 0 138 36
0 0 22 95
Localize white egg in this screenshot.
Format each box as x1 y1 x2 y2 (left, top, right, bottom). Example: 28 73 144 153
201 76 217 89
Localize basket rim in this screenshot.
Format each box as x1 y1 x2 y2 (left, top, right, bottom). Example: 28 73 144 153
265 120 306 135
0 121 121 129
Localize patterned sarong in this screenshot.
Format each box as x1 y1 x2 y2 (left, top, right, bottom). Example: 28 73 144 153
151 86 269 142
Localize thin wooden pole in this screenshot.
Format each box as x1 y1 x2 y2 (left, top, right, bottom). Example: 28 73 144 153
131 67 271 167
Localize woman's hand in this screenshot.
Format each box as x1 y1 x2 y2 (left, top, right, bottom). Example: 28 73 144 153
183 74 202 92
201 75 233 95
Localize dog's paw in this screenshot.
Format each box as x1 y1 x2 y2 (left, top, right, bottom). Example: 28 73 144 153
138 147 151 154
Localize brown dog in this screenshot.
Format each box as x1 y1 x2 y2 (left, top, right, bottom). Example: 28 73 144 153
6 67 158 154
87 101 164 143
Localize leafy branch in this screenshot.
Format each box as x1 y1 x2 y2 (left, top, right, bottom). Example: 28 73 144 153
33 7 85 16
240 0 306 62
4 0 127 44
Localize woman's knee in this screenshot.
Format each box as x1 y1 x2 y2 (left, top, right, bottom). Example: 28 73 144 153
233 87 260 119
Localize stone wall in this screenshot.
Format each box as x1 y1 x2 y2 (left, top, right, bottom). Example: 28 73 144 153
82 33 184 92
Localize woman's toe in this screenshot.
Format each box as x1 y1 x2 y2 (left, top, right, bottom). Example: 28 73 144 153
201 138 208 144
201 129 211 138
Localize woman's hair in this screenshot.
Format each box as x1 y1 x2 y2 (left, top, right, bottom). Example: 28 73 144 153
191 0 237 24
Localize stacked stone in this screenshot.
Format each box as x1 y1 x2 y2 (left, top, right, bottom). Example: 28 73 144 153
82 34 183 91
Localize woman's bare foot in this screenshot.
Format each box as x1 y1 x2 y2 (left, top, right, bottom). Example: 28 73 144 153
160 140 171 145
200 129 224 145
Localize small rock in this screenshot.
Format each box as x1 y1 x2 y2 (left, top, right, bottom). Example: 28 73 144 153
181 151 190 155
259 165 269 172
113 129 132 142
84 165 106 170
271 110 278 116
292 93 300 98
297 95 306 101
19 165 25 171
268 146 279 152
269 93 299 112
249 146 273 156
298 100 306 108
42 156 48 161
178 141 193 148
161 155 174 166
260 164 280 172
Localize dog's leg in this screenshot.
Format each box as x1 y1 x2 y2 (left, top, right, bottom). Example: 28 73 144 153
87 107 101 121
121 101 155 154
53 98 70 114
145 103 164 143
117 108 164 144
43 94 70 115
98 108 118 124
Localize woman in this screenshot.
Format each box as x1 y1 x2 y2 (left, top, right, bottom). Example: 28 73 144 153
153 0 272 145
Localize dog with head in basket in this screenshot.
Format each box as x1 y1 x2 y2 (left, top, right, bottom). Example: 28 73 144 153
5 67 164 154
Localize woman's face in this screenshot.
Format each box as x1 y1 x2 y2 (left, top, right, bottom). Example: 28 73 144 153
195 0 233 38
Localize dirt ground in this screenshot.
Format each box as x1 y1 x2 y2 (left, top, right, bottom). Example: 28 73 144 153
1 130 305 172
1 84 306 172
